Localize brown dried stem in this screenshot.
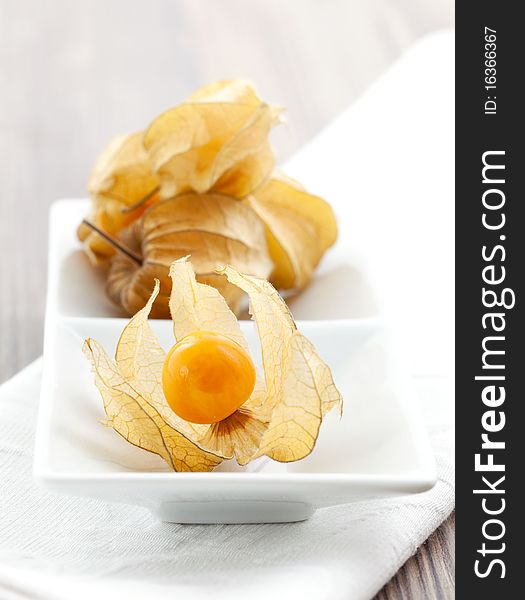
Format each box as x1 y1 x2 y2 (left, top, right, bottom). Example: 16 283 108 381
81 219 142 265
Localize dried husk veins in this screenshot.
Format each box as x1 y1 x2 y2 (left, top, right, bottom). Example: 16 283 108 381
84 258 342 470
106 193 273 318
219 266 343 461
143 80 282 199
166 259 270 463
79 79 338 318
83 292 224 475
78 132 160 263
87 132 159 206
247 173 338 290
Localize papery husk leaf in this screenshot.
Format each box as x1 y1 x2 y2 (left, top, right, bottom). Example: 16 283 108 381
83 338 223 472
115 279 166 395
87 132 159 206
252 335 322 462
168 258 249 351
211 141 275 198
113 277 211 446
166 258 269 461
252 334 343 462
143 80 281 198
220 267 295 417
198 404 269 466
220 266 342 462
105 223 172 319
79 132 160 262
194 273 248 317
106 193 273 318
247 173 338 289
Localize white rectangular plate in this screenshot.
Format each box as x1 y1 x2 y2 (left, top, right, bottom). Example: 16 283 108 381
34 200 436 523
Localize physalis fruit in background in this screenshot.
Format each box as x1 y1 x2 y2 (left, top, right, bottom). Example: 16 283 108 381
105 193 273 318
77 79 338 316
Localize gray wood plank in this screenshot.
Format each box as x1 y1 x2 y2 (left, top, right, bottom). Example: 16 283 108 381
375 513 455 599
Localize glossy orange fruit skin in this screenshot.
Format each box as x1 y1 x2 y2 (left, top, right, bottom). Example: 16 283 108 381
162 331 256 424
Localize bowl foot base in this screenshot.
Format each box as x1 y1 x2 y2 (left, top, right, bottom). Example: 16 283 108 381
153 500 315 524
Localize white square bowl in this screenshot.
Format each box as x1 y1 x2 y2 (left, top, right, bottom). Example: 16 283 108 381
34 201 436 523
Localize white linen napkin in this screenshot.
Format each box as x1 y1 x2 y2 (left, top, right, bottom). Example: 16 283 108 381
0 31 454 600
0 360 453 600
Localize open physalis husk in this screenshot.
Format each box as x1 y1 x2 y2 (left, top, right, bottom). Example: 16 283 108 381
247 173 338 290
83 257 342 471
106 193 273 318
78 132 160 263
143 79 282 199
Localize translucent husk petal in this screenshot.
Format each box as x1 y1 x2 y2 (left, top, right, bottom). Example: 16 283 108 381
247 173 338 289
143 80 281 198
220 266 343 462
105 193 273 318
83 337 223 472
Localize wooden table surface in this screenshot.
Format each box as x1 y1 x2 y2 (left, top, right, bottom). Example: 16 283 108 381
0 1 454 597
